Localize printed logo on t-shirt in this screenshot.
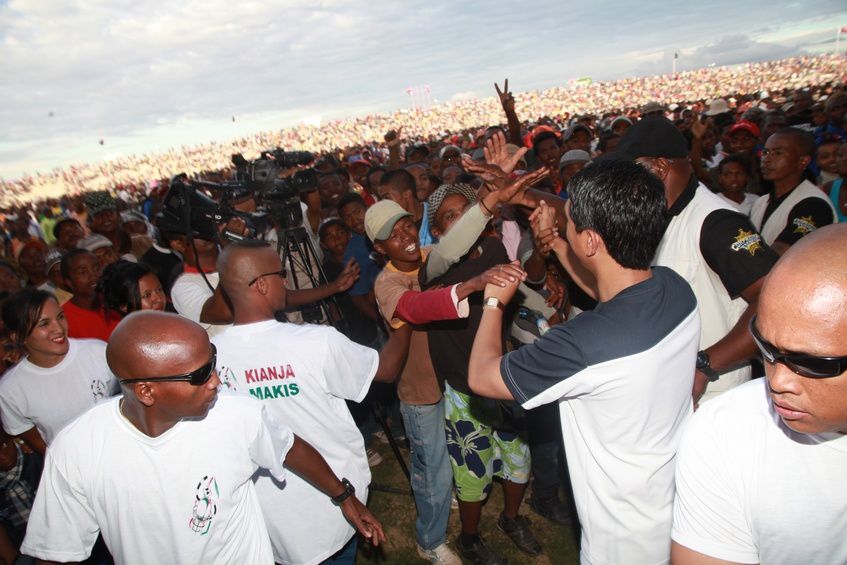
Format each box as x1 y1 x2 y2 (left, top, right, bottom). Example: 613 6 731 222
189 475 218 536
792 215 817 235
217 366 238 391
242 364 300 401
730 229 763 256
90 379 107 402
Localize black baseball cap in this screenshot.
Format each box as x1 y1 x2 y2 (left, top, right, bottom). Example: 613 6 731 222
601 116 688 162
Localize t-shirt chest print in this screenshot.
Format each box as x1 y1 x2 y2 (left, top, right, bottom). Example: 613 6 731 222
219 362 301 400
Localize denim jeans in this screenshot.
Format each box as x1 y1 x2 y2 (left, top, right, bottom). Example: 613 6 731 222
321 535 357 564
400 398 454 550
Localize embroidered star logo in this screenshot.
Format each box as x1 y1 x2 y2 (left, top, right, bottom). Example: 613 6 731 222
792 215 817 235
730 229 762 256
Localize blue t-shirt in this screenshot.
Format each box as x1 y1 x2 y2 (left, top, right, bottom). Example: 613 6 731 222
343 233 381 296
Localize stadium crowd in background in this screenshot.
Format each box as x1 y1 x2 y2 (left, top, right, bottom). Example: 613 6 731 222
0 52 844 565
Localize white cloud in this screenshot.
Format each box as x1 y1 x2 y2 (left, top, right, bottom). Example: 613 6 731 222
0 0 845 177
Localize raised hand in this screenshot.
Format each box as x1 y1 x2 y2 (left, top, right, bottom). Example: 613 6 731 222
333 258 361 293
384 126 404 147
494 79 515 112
484 131 528 174
461 154 509 192
690 116 708 140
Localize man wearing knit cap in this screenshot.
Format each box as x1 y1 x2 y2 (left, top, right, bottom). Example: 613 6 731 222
558 150 591 195
607 117 779 404
421 181 545 563
84 191 133 260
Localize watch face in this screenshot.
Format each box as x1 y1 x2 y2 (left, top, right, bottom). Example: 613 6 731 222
696 351 709 368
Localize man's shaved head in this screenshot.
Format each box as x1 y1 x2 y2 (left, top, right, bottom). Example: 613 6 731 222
758 224 847 434
218 240 285 318
107 310 210 381
218 240 276 293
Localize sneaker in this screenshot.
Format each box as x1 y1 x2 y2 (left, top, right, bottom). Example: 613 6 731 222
529 496 572 526
496 513 542 556
416 542 461 565
455 534 508 565
366 448 383 467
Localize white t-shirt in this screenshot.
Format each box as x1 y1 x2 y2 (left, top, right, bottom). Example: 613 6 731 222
0 338 117 444
213 320 378 565
673 378 847 564
717 192 757 216
22 394 294 565
171 271 231 338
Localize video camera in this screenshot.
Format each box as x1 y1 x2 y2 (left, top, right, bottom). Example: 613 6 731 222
156 148 319 242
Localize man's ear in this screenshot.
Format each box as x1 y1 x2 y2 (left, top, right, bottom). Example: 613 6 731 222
430 225 442 238
584 229 602 258
373 241 387 256
798 155 812 171
133 383 155 407
644 157 671 181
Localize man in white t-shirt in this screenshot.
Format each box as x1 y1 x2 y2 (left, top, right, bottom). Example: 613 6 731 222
672 224 847 565
21 312 385 565
213 240 403 564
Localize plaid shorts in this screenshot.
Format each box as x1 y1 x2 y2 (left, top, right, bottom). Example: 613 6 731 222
443 383 531 502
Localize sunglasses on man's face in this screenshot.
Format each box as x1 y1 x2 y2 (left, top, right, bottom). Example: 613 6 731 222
749 315 847 379
247 268 287 287
121 344 217 386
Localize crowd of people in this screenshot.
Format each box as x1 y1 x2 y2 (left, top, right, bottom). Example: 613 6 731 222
1 53 845 205
0 53 845 565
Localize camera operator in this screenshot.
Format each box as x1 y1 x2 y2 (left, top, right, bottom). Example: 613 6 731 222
162 179 361 334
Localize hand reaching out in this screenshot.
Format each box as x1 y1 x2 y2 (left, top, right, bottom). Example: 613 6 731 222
484 131 528 174
333 258 361 293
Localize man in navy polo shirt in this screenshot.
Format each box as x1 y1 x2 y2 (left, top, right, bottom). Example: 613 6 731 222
468 160 700 565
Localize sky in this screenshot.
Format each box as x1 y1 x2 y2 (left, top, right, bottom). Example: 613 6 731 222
1 0 845 179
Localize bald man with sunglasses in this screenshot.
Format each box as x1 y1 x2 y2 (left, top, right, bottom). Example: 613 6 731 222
21 311 384 565
671 223 847 565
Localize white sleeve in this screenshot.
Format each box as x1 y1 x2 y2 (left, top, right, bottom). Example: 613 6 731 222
0 376 35 436
171 275 213 323
21 447 99 561
321 327 378 403
248 402 295 483
671 408 759 564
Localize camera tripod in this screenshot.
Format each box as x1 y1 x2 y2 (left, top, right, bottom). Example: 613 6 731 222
275 225 411 495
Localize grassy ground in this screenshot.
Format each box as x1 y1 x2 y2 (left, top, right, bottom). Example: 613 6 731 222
358 439 580 565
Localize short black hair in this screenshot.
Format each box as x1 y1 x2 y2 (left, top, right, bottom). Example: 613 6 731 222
568 160 667 270
53 217 81 239
60 248 93 280
379 169 415 195
1 288 57 348
773 127 816 158
318 218 348 241
98 260 154 314
532 131 559 153
718 153 751 175
336 192 366 214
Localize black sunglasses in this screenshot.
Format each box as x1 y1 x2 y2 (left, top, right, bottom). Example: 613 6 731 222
247 268 287 287
121 344 217 386
749 315 847 378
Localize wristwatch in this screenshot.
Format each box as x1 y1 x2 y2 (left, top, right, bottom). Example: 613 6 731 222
483 296 504 311
696 350 720 382
331 478 355 506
